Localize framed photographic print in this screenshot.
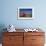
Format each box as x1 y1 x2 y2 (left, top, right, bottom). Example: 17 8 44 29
18 7 34 19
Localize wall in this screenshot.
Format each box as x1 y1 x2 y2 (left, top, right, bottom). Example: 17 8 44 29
0 0 46 30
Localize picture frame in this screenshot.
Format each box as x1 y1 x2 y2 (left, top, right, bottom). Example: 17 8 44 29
18 7 34 19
